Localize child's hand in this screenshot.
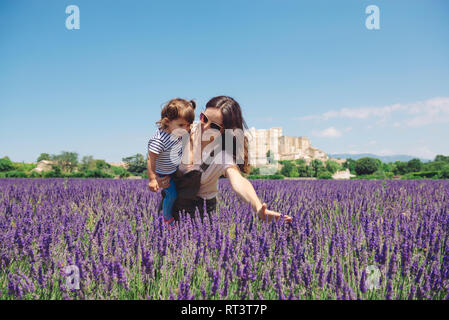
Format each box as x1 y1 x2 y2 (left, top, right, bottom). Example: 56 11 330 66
148 179 159 192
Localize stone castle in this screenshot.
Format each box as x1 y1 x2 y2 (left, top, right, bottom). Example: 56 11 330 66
247 127 329 166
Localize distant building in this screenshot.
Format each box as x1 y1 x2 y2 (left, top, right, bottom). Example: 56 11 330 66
31 160 55 173
247 127 329 166
107 162 128 169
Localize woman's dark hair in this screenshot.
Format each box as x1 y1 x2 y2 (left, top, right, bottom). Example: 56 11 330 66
205 96 250 174
157 98 196 129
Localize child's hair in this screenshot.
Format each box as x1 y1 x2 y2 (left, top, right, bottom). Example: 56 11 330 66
157 98 196 129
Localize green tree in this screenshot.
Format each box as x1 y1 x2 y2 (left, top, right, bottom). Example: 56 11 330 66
37 153 51 162
381 162 394 173
0 157 15 172
306 165 314 177
95 159 111 170
80 155 96 171
407 158 422 172
310 159 324 177
289 166 299 177
296 160 309 177
393 161 409 175
439 167 449 179
51 151 79 173
325 160 341 174
343 158 357 174
280 161 299 177
318 171 333 179
84 169 114 178
355 157 380 175
434 155 449 163
122 153 146 175
5 171 28 178
44 165 63 178
423 161 448 172
280 161 293 176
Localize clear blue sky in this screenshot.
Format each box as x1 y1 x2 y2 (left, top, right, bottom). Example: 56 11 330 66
1 0 449 162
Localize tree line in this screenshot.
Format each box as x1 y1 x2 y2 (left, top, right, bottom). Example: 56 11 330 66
1 151 448 180
0 152 149 179
247 152 449 180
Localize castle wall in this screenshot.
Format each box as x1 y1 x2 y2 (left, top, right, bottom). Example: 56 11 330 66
248 127 327 166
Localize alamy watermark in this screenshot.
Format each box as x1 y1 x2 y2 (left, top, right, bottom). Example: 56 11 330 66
65 5 80 30
365 5 380 30
365 265 381 290
64 265 80 290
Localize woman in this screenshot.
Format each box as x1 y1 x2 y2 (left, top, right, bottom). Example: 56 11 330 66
153 96 293 223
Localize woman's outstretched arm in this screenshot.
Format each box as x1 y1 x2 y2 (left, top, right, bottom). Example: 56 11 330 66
225 166 293 223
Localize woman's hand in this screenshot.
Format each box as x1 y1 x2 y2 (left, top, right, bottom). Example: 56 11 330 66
226 167 293 224
257 203 293 223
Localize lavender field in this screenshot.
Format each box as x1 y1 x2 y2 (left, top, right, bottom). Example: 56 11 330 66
0 178 448 300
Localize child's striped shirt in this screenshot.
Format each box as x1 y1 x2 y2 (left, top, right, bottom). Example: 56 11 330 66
148 128 182 175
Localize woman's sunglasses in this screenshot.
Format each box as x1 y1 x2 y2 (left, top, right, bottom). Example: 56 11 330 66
200 112 223 131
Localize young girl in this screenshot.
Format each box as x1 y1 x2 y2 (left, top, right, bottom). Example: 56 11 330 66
147 98 196 226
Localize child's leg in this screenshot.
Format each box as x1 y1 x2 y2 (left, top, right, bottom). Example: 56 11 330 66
162 178 177 225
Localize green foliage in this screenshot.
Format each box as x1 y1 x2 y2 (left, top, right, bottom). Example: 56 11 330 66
66 172 86 178
352 174 385 180
80 155 96 171
140 172 148 179
423 161 449 172
51 151 79 173
310 159 324 177
83 169 114 178
0 158 15 172
44 168 62 178
297 162 310 177
280 161 299 177
343 158 356 174
372 170 387 179
434 154 449 163
402 171 440 179
249 167 260 175
12 162 36 172
381 162 394 173
37 153 51 162
407 158 422 172
438 168 449 179
325 160 341 174
4 171 28 178
111 166 131 178
355 157 380 175
247 174 284 180
29 171 43 178
317 171 333 179
95 160 111 170
122 154 146 175
385 171 394 179
393 161 409 175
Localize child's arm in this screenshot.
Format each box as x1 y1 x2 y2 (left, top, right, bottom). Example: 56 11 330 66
147 151 159 192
